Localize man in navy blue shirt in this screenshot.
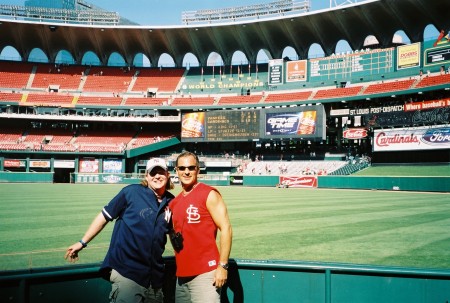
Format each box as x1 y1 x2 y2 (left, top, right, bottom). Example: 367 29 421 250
65 158 174 303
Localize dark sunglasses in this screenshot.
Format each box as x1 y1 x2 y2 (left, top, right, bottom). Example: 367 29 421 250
177 165 197 171
149 168 166 177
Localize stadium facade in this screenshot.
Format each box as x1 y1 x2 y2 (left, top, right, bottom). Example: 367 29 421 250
0 0 449 183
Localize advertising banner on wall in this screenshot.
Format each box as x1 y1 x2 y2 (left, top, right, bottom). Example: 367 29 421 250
262 105 326 140
265 111 317 135
397 42 420 69
279 176 318 188
181 112 205 139
30 160 50 168
4 159 26 168
54 160 75 169
373 125 450 152
79 159 99 173
343 128 368 139
103 160 123 173
330 99 450 128
286 60 307 82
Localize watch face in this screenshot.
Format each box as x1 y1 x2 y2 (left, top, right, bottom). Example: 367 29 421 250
221 263 229 270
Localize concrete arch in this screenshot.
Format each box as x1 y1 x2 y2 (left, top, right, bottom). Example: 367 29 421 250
81 51 101 66
132 53 151 68
158 53 175 68
28 48 48 63
308 43 325 59
231 50 249 65
206 52 224 67
335 40 352 55
282 46 298 61
0 46 22 61
183 53 200 68
55 50 75 65
107 52 127 67
256 49 272 64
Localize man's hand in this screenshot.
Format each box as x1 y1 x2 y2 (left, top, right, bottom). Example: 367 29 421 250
64 242 83 263
213 266 228 288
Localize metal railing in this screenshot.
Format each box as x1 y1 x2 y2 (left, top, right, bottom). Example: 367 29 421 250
0 4 120 25
182 0 310 25
1 258 450 303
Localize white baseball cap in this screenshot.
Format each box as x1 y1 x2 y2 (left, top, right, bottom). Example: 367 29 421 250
146 158 168 172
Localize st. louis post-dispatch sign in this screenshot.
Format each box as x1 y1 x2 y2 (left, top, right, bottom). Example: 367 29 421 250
373 125 450 152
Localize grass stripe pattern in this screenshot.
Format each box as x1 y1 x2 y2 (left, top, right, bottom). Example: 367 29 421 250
0 184 449 271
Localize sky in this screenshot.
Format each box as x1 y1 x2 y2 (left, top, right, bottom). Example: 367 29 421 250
1 0 335 25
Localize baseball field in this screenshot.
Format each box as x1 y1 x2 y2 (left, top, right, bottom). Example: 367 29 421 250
1 169 449 272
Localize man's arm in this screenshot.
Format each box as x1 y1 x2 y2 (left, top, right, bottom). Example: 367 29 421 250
207 190 233 288
64 212 108 262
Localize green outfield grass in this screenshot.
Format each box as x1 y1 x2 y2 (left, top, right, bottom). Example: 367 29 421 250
0 183 449 271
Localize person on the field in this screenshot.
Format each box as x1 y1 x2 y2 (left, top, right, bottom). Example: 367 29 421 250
169 151 233 303
64 158 174 303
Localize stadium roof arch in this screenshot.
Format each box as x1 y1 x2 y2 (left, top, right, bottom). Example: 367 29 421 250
0 0 448 67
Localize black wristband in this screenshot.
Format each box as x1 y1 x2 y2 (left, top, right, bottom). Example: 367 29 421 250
79 239 88 248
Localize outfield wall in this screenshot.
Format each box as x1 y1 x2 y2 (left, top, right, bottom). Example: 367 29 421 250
0 172 448 192
0 172 53 183
317 176 450 192
239 175 450 192
1 259 449 303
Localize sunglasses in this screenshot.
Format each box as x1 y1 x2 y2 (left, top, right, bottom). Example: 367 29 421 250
149 168 167 177
177 165 197 171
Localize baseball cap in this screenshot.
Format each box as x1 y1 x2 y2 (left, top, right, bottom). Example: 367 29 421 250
146 158 168 172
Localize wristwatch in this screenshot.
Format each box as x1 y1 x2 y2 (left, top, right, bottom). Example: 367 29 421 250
219 262 229 270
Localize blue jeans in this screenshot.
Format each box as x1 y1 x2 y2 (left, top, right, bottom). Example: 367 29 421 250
109 269 163 303
175 270 221 303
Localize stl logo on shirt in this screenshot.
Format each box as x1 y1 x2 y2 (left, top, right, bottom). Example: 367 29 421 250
186 204 200 223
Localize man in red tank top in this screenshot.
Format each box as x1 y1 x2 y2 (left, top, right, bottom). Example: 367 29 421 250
169 151 233 303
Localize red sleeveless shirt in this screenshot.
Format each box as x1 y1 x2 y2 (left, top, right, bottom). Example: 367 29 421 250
170 183 220 277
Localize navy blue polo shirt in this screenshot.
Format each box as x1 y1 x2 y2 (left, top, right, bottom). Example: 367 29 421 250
100 184 174 288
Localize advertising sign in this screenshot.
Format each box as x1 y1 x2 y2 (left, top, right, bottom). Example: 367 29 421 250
397 43 420 69
102 175 123 184
30 160 50 168
181 112 205 139
286 60 307 82
265 111 317 136
79 159 99 173
103 160 123 173
4 159 26 168
262 105 326 140
373 125 450 152
54 160 75 168
343 128 368 139
279 176 318 188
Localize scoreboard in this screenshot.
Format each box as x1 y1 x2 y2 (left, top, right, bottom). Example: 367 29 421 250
424 44 450 67
181 110 260 142
309 48 395 80
181 105 325 142
205 110 260 141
